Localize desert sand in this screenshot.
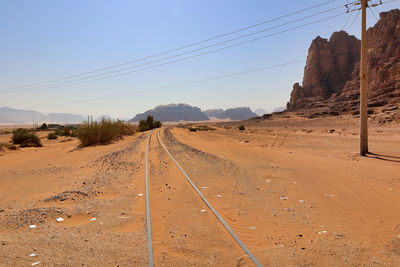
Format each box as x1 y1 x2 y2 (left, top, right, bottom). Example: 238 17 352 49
0 114 399 266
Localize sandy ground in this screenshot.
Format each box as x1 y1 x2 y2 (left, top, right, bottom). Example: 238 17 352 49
0 115 399 266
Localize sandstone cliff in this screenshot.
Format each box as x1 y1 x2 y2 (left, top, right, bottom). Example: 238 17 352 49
287 9 400 121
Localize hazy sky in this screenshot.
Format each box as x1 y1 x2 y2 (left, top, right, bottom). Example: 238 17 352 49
1 0 398 118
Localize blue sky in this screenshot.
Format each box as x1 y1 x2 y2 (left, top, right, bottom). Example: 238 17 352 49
0 0 398 118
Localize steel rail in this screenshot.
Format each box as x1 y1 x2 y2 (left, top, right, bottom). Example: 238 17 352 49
157 129 262 267
145 131 154 267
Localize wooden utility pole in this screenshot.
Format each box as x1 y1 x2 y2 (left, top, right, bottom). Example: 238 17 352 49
360 0 368 156
346 0 383 155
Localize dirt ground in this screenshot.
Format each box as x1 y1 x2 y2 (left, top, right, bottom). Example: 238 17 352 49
0 114 399 266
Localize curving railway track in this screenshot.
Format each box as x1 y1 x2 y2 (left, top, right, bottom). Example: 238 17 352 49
143 128 262 266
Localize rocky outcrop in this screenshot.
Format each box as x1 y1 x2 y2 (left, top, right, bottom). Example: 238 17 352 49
287 31 360 110
287 9 400 117
202 109 224 118
203 107 257 120
129 103 209 122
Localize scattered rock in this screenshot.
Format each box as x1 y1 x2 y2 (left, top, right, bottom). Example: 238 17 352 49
43 191 88 203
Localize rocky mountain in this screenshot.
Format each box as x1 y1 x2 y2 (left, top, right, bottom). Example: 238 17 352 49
129 103 209 122
203 107 257 120
286 9 400 119
0 107 45 124
254 108 268 116
0 107 86 124
202 109 224 118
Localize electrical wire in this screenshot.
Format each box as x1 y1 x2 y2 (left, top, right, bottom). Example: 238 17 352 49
347 9 360 31
2 11 347 95
342 9 354 30
368 6 380 21
0 5 346 94
0 0 337 91
23 59 304 109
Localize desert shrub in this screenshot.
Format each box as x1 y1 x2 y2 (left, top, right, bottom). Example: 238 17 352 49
47 132 58 140
0 142 18 151
75 119 136 147
238 125 245 131
187 125 215 132
153 120 162 129
12 128 42 147
54 127 71 136
138 115 162 132
138 120 150 132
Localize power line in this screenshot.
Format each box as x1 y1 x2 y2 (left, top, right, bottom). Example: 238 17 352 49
2 6 345 94
2 11 347 95
368 6 379 21
342 9 354 30
347 9 360 31
1 5 345 94
24 60 304 109
0 0 336 92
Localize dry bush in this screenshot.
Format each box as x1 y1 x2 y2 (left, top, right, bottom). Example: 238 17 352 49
11 128 42 147
75 119 136 147
0 142 18 151
138 115 162 132
47 132 58 140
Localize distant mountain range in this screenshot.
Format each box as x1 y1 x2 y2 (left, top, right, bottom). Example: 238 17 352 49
0 107 86 124
1 103 261 124
129 103 208 122
254 108 268 116
203 107 257 120
130 103 258 122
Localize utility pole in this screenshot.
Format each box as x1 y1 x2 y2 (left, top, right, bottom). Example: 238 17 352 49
32 111 35 129
345 0 382 156
360 0 368 156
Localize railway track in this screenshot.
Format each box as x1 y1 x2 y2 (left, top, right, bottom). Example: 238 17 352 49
143 128 262 266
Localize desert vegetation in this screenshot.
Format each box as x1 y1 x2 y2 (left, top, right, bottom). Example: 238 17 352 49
11 128 42 147
75 119 136 147
0 142 18 151
47 132 58 140
179 124 216 132
54 127 72 137
138 115 162 132
238 125 245 131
